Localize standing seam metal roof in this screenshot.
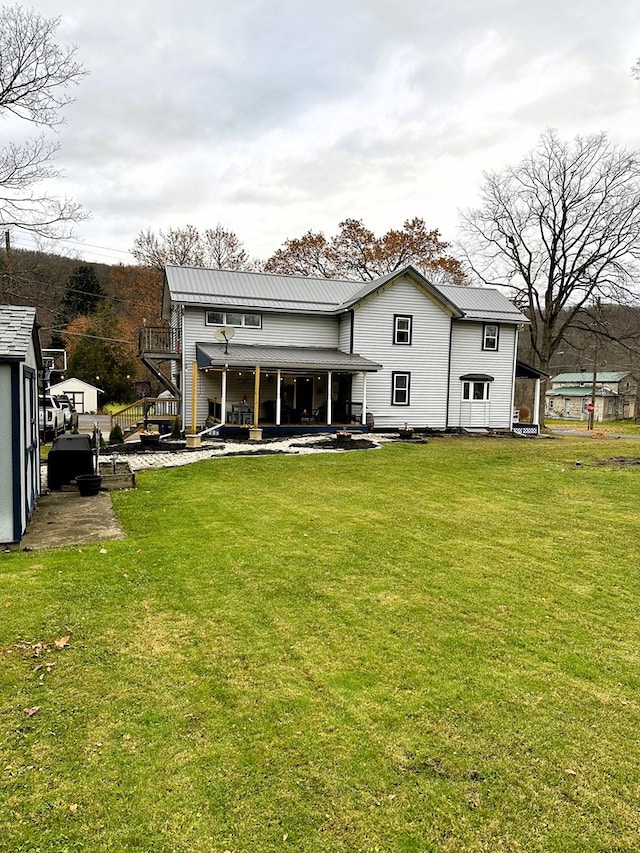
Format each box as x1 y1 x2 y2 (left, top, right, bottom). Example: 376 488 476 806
552 372 632 384
196 343 381 372
165 265 528 323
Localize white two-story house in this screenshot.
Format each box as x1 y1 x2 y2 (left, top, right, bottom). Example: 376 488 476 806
141 264 528 434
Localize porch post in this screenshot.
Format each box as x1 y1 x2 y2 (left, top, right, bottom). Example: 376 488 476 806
253 365 260 426
191 361 198 433
533 377 541 426
361 373 367 425
221 369 228 425
326 371 332 424
276 370 282 425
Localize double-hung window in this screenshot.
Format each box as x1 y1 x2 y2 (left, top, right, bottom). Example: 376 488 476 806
483 324 499 351
392 372 411 405
393 315 412 345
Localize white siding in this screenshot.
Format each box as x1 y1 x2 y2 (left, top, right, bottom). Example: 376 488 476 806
447 322 517 428
351 275 452 429
338 313 351 352
182 308 340 428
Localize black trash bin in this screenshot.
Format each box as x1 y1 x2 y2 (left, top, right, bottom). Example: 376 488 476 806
47 434 94 490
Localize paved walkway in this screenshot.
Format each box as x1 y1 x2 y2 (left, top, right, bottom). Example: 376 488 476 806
19 491 125 551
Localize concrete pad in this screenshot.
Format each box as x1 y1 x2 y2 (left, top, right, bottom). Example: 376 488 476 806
19 490 125 550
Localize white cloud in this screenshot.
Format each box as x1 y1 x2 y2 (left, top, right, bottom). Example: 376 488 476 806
5 0 640 263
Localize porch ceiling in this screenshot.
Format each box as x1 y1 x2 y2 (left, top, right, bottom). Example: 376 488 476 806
196 342 381 372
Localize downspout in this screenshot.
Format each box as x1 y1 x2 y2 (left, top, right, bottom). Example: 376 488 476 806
445 317 453 429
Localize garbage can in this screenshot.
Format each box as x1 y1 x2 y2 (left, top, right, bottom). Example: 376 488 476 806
47 434 94 490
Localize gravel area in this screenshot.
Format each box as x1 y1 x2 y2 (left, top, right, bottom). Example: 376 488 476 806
98 433 389 472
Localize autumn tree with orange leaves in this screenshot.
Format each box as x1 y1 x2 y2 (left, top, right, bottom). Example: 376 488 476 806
265 218 466 285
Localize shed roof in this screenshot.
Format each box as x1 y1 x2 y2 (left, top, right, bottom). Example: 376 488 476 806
0 305 39 362
196 343 381 372
164 265 528 324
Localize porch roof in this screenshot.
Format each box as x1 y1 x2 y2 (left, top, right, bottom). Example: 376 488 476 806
196 342 382 372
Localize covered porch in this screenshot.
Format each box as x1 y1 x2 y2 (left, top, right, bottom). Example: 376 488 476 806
193 343 381 434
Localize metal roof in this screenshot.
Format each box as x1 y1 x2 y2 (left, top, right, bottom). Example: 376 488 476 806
516 360 550 379
0 305 38 361
438 284 528 323
546 386 617 397
552 371 632 384
165 265 528 323
196 342 381 372
165 266 358 313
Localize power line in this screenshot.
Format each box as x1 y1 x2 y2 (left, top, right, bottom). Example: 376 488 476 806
9 229 136 264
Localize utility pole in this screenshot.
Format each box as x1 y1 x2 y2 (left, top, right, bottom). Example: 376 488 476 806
588 297 602 431
2 230 12 305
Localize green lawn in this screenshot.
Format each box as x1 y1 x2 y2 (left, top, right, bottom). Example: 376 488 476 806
2 437 640 852
547 417 640 435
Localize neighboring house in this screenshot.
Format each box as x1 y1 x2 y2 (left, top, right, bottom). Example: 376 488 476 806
0 305 42 545
49 377 103 414
545 372 639 421
140 265 528 434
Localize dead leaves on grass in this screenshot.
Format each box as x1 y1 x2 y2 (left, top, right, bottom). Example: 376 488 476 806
8 634 72 719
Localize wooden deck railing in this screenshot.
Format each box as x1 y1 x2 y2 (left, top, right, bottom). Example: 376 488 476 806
111 397 181 435
138 326 180 356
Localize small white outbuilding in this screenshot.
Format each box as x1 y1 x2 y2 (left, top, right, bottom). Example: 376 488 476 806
50 377 103 414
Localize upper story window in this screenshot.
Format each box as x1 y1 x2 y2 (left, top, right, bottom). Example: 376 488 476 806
483 324 499 351
391 372 411 405
393 315 413 345
206 311 262 328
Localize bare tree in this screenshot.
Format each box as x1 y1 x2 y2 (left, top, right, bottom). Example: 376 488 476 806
265 217 466 284
202 224 252 270
460 129 640 375
132 225 205 268
0 5 87 237
132 224 254 270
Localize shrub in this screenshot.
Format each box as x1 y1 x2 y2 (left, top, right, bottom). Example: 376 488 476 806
109 423 124 444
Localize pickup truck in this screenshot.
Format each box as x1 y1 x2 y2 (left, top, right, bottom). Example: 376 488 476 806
39 395 65 442
54 394 78 431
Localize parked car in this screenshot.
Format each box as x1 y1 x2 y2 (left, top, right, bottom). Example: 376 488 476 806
39 395 65 442
54 394 78 431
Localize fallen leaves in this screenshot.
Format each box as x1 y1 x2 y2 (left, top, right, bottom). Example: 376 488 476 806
23 706 40 717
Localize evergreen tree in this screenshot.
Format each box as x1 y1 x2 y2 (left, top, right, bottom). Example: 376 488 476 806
60 265 104 323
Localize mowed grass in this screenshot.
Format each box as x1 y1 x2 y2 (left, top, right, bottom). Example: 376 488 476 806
2 437 640 852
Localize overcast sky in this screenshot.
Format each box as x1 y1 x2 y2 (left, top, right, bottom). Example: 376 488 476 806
5 0 640 266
